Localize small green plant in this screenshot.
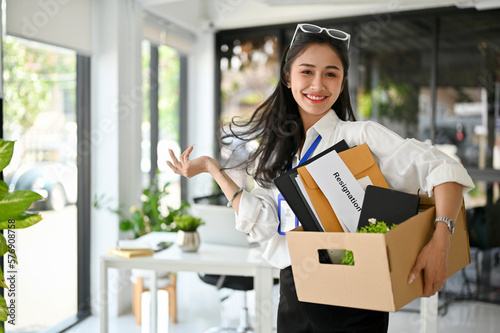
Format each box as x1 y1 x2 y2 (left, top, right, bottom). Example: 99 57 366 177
341 219 397 266
0 139 44 332
173 214 204 232
94 177 190 238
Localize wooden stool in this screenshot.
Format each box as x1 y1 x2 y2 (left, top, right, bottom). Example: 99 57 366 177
131 272 177 325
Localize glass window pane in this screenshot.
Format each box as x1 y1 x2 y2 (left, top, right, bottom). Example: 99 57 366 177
437 11 500 208
2 36 78 331
356 18 433 141
437 12 500 167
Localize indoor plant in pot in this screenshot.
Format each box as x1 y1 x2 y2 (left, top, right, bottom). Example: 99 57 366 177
173 214 204 252
94 177 190 239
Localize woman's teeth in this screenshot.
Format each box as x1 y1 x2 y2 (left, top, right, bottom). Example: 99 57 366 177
306 94 326 101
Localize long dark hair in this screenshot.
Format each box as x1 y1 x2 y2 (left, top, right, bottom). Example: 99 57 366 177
221 28 356 188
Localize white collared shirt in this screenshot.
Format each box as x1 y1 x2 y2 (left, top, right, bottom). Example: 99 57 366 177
235 110 475 269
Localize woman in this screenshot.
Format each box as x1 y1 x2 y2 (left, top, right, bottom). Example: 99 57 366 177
168 23 474 332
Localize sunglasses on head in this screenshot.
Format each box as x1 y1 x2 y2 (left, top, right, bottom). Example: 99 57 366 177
289 23 351 50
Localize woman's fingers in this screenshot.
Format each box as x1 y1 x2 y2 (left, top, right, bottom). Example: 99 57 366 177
166 160 178 173
180 145 194 164
168 146 195 177
168 148 180 166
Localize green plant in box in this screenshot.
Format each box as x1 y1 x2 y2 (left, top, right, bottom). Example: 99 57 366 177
341 219 397 266
0 139 44 332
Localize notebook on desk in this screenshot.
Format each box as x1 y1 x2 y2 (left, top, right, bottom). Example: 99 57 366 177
191 204 256 248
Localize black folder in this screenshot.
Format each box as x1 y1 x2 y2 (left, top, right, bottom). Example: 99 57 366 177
274 140 349 232
357 185 420 231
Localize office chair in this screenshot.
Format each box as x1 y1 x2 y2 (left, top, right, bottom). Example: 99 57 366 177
199 274 254 333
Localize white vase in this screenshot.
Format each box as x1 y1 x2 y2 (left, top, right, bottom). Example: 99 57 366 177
176 230 200 252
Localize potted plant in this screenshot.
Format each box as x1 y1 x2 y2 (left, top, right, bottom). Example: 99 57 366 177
94 176 190 239
0 139 44 332
173 214 204 252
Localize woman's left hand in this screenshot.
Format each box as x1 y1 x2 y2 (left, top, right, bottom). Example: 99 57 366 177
408 224 451 297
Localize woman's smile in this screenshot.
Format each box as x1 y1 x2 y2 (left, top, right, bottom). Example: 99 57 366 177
304 93 329 102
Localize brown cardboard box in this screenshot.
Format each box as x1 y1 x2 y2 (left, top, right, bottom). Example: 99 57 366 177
286 195 470 312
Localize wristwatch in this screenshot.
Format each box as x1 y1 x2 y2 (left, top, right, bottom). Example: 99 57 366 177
434 216 455 235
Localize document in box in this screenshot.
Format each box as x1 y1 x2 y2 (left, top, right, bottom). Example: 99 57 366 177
293 174 324 231
305 151 366 232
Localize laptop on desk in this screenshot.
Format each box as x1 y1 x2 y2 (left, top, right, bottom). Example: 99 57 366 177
191 204 257 248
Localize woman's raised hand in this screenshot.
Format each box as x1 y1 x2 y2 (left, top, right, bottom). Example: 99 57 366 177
167 145 216 178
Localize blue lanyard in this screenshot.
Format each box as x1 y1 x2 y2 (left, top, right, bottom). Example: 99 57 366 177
279 134 321 235
288 134 322 171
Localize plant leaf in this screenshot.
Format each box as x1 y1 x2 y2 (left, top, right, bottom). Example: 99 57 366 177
0 140 14 174
0 233 17 266
0 233 11 258
0 181 8 192
0 190 43 221
0 212 43 229
0 264 7 289
0 292 7 322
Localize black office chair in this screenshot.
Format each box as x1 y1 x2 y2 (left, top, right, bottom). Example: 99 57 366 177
193 194 276 332
199 274 254 333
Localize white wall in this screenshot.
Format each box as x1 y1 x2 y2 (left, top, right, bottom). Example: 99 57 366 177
90 0 143 317
186 31 218 201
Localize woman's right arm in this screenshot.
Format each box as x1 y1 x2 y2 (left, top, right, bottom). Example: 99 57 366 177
167 145 243 213
167 145 279 242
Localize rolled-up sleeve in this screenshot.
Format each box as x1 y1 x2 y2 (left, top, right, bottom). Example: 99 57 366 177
343 121 475 196
235 186 280 243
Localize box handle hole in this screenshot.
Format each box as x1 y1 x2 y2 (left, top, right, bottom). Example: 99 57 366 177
318 249 355 265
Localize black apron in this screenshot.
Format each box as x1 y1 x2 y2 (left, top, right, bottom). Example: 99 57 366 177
277 266 389 333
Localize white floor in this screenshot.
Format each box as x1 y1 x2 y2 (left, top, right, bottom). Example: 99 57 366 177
65 271 500 333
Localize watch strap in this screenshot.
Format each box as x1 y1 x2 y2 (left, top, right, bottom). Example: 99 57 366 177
434 216 455 235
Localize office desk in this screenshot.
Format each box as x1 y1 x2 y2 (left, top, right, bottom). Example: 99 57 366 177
100 233 276 333
101 233 438 333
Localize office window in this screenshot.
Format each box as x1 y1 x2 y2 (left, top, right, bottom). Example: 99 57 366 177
356 17 433 140
436 11 500 252
218 33 279 189
142 41 182 207
436 12 500 208
2 36 80 331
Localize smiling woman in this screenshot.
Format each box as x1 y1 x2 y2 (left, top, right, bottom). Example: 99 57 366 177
167 22 475 333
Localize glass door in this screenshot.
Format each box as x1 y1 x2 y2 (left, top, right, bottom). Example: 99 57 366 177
2 35 78 332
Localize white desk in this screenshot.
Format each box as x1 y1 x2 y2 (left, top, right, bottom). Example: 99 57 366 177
100 232 277 333
101 233 438 333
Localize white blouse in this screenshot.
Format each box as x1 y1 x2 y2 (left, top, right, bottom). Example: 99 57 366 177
235 110 475 269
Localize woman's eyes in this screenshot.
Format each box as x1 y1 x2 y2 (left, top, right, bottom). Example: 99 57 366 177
300 70 337 77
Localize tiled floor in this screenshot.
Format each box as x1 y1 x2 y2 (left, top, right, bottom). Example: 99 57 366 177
66 271 500 333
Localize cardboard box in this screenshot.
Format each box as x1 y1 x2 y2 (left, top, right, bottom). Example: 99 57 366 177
286 195 470 312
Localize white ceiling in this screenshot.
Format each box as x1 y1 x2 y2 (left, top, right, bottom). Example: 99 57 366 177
139 0 500 34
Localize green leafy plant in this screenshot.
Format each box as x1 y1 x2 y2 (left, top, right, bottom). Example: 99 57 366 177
341 219 397 266
0 139 44 332
173 214 204 232
94 177 191 238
